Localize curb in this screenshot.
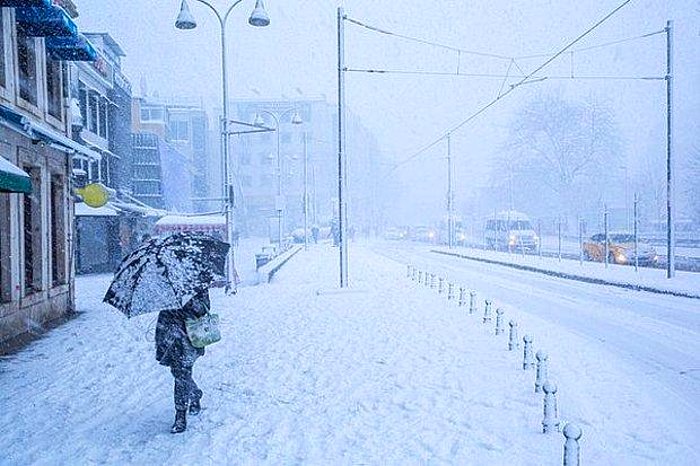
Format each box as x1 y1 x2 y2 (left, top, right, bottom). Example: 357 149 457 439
431 249 700 300
257 245 303 284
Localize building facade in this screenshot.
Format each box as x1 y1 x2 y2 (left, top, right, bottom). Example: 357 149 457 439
231 98 381 239
0 2 103 351
131 97 209 214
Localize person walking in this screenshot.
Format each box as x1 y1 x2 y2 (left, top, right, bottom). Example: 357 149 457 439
155 288 210 433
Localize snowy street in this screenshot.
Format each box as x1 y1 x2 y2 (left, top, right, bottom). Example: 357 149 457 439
1 241 698 465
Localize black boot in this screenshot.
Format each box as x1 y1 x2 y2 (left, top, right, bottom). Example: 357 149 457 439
189 389 203 416
171 409 187 434
189 399 201 416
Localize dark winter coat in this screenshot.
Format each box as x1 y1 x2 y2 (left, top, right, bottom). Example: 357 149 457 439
155 289 210 367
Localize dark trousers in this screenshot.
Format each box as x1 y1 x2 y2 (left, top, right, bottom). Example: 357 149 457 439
171 363 202 411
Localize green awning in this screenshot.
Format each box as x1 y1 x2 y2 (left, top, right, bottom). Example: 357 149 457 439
0 157 32 194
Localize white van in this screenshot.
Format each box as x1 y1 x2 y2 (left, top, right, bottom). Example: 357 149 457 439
484 211 539 252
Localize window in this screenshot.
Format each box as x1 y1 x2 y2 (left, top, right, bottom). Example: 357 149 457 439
23 166 43 294
50 175 66 287
192 118 206 150
78 82 88 128
46 55 62 120
140 107 164 122
169 120 188 141
0 187 11 303
0 10 6 89
88 92 99 133
17 32 38 106
98 98 108 138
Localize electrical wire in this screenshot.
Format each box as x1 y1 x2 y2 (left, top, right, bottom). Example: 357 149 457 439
345 68 663 81
385 0 636 174
344 16 512 60
515 29 666 60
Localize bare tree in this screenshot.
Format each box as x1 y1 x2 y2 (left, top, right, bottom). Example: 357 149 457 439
493 93 622 223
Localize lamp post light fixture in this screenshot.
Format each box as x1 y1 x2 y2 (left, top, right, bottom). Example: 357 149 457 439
175 0 270 292
253 109 303 246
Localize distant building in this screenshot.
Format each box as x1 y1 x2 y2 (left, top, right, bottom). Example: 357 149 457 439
230 98 381 239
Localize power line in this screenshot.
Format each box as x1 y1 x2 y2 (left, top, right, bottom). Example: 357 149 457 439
386 0 635 174
515 29 665 60
345 68 663 81
344 16 512 60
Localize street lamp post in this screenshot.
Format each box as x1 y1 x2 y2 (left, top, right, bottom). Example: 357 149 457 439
175 0 270 292
254 109 303 247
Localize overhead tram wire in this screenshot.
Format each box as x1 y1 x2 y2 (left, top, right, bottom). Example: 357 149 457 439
344 68 663 81
381 0 636 176
344 16 513 61
514 29 666 60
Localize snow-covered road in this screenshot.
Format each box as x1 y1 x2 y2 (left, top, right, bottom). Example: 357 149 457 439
0 241 697 465
373 240 700 456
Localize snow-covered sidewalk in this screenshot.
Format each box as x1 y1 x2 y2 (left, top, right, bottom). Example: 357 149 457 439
0 243 696 464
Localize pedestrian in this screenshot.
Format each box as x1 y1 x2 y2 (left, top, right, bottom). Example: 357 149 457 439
311 225 319 244
155 287 211 433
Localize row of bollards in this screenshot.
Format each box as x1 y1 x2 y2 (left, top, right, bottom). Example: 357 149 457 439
405 263 583 465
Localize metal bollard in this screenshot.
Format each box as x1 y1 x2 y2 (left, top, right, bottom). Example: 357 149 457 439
562 423 582 466
447 283 454 300
412 267 418 281
535 350 548 393
407 264 411 278
425 272 431 287
523 334 535 370
430 273 436 289
542 382 560 433
495 308 504 335
469 291 476 315
438 277 445 294
482 300 492 324
508 321 519 351
458 287 466 306
417 270 423 284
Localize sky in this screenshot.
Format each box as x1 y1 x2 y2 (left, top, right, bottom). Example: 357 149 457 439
72 0 700 224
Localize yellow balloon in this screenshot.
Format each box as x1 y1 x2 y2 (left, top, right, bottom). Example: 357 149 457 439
77 183 109 208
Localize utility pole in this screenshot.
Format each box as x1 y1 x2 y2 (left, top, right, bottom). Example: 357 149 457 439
665 20 675 278
337 7 349 287
303 132 309 250
447 132 454 249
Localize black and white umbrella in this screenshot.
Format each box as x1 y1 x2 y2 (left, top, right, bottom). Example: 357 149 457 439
103 233 229 318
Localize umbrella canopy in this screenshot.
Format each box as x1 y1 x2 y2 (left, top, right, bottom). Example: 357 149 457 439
103 233 229 318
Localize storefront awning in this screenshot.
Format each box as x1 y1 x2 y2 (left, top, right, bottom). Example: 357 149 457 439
46 34 97 62
0 157 31 194
0 0 51 7
16 5 78 37
0 103 101 163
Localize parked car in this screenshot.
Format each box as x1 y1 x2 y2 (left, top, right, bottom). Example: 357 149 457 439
582 233 659 266
484 211 539 252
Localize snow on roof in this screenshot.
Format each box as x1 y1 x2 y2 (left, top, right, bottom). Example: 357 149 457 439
155 214 226 226
74 202 119 217
491 210 531 221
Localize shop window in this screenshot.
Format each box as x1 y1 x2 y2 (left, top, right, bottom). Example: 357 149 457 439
0 190 11 303
17 32 38 106
192 118 206 149
50 175 66 287
23 166 43 294
45 55 62 120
